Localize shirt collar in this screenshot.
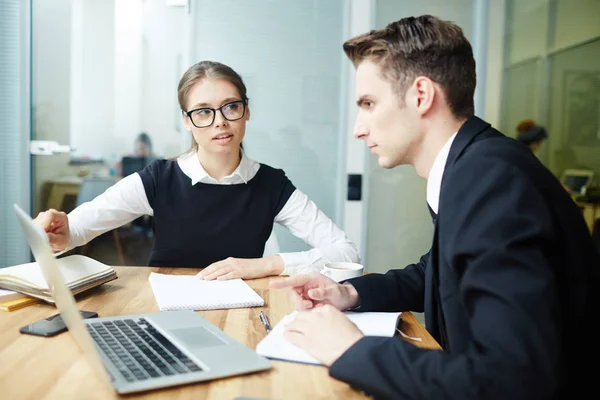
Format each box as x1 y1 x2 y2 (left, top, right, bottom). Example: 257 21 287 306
177 151 259 185
426 132 458 214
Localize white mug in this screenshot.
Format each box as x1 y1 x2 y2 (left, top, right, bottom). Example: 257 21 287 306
321 262 364 282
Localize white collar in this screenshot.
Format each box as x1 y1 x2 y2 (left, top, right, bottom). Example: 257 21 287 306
177 151 260 185
426 132 458 214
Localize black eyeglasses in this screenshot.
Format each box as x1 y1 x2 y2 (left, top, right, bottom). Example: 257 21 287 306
184 100 247 128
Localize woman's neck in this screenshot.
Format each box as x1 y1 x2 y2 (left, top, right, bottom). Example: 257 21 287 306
196 148 241 181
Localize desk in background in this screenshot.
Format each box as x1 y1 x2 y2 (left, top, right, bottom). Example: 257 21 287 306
45 176 83 211
0 267 440 400
45 176 121 212
576 201 600 233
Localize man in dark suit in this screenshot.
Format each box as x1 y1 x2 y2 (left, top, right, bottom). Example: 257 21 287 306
271 15 599 399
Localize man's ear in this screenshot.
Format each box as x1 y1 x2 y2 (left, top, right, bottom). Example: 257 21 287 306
412 76 436 116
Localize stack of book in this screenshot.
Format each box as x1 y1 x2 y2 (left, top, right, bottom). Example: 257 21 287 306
0 254 117 309
0 289 38 312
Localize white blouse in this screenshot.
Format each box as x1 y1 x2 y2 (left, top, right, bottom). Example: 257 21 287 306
66 152 360 275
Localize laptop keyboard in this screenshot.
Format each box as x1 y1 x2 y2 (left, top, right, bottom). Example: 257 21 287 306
86 318 202 382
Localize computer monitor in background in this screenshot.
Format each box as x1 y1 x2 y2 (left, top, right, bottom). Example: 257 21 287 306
561 169 594 195
121 156 148 178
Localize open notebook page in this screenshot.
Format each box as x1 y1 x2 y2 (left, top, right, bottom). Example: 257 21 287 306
256 311 401 365
0 255 114 289
148 272 264 311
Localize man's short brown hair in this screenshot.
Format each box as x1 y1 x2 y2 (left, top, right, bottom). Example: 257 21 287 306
343 15 476 119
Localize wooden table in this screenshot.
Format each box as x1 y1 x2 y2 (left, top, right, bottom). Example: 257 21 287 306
0 267 440 399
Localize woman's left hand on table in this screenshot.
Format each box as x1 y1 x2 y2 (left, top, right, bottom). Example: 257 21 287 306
197 255 284 280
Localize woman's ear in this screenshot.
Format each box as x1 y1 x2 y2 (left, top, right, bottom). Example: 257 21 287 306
246 105 251 121
182 112 192 132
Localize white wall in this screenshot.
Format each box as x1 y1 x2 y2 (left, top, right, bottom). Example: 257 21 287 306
484 0 506 129
70 0 115 160
554 0 600 49
70 0 184 162
507 0 550 63
343 0 374 261
114 0 143 157
32 0 72 213
140 0 185 158
376 0 474 37
505 0 600 59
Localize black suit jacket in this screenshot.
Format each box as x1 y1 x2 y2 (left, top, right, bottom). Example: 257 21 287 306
330 117 600 399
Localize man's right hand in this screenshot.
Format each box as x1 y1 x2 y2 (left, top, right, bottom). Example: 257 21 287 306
33 209 70 252
270 272 360 311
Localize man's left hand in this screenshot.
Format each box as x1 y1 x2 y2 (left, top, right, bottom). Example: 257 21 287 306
198 255 284 280
284 304 364 366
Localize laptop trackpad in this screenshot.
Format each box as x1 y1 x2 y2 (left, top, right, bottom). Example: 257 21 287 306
170 327 226 348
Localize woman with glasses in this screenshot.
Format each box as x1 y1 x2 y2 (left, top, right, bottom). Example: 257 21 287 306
34 61 359 280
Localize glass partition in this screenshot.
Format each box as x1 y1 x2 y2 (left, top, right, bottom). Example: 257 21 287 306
190 0 348 252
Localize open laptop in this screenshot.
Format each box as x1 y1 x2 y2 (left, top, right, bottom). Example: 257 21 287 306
13 204 271 394
561 169 594 196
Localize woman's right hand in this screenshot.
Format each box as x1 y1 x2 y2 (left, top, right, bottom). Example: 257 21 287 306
33 209 70 252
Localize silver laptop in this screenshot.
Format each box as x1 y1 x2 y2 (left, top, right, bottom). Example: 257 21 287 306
13 204 271 394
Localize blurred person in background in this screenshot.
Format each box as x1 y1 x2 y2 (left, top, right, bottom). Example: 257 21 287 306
516 119 547 153
115 132 159 177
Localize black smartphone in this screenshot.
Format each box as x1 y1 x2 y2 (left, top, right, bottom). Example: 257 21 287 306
19 311 99 337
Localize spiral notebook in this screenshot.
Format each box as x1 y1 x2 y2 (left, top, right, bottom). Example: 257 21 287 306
148 272 264 311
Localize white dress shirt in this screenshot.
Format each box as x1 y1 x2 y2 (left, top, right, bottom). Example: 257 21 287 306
67 152 359 275
426 132 458 215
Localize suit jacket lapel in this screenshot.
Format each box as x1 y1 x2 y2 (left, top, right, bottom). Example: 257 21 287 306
425 230 443 345
425 116 492 349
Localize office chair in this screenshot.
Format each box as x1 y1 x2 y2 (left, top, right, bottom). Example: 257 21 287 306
75 178 126 265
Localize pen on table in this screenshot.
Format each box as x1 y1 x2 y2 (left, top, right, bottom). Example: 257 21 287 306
259 311 271 334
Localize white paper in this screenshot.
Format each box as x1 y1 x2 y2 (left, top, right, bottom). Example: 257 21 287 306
256 311 402 365
148 272 264 311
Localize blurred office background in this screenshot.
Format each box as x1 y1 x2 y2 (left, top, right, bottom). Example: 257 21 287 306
1 0 599 272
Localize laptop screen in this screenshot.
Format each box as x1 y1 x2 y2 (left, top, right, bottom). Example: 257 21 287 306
562 170 593 195
12 204 113 385
564 175 590 194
